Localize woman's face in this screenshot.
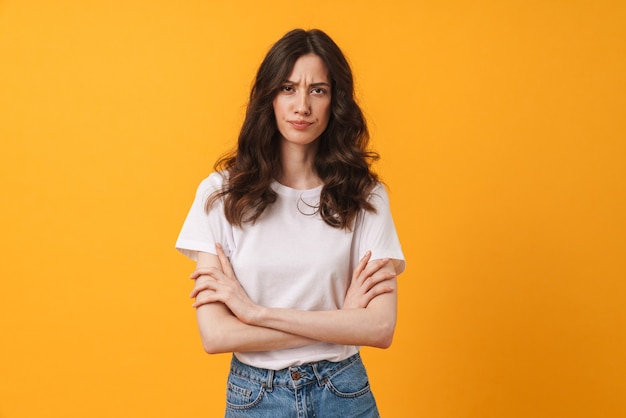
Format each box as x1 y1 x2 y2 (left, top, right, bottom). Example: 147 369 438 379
273 54 331 149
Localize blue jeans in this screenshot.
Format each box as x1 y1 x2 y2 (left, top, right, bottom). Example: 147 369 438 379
224 353 380 417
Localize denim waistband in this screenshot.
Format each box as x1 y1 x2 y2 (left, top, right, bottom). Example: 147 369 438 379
229 353 363 391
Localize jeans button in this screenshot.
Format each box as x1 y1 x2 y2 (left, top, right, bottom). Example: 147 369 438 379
291 371 302 380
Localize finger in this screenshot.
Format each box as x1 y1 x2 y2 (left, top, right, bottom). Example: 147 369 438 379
360 257 391 279
215 243 236 278
189 281 218 298
192 292 219 308
361 271 396 292
190 267 219 280
364 285 394 303
359 280 396 307
352 251 372 282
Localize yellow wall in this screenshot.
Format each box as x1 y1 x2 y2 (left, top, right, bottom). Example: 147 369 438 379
1 1 625 417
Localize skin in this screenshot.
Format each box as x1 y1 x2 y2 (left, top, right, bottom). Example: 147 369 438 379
273 54 331 147
272 53 331 189
191 246 397 350
189 54 399 354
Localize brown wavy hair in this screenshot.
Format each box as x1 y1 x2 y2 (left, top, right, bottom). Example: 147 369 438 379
206 28 379 229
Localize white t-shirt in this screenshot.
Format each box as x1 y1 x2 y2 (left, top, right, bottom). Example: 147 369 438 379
176 172 405 370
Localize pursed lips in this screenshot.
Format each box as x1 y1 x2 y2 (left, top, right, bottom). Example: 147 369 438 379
288 120 313 130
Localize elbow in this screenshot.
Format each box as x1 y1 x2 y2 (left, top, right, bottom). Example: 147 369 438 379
370 321 395 349
202 340 222 355
199 329 230 355
375 335 393 349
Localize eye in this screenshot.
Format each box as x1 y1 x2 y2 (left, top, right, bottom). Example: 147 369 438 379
311 88 327 95
280 85 294 93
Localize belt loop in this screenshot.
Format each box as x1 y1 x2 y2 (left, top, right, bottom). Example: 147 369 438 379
266 369 274 392
312 362 325 386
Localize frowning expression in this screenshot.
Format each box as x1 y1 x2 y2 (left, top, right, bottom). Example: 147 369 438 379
273 54 331 149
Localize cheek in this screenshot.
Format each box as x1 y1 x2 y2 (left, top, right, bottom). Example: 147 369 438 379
272 97 282 117
320 104 331 125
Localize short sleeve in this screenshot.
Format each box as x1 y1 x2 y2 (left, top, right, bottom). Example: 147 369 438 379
175 172 233 261
354 183 406 275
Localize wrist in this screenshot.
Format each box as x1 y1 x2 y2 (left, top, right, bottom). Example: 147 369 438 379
244 304 266 326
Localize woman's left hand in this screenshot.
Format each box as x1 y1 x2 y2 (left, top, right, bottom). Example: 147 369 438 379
189 244 259 324
343 251 396 310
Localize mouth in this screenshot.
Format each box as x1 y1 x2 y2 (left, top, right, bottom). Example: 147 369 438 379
288 120 313 130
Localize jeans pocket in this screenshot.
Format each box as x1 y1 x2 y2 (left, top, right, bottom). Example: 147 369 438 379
225 373 266 410
325 357 372 399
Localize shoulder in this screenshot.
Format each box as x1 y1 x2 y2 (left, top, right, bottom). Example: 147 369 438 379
204 171 228 187
367 182 391 206
190 171 230 207
197 171 228 193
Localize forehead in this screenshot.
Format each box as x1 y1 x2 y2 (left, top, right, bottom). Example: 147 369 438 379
287 53 329 81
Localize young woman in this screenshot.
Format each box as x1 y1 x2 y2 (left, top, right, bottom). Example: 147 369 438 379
176 28 405 417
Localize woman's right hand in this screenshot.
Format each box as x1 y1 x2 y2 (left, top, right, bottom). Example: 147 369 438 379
343 251 396 310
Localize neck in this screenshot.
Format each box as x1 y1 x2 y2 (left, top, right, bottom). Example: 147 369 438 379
278 141 322 190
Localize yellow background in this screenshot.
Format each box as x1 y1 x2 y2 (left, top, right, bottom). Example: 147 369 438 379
1 1 625 417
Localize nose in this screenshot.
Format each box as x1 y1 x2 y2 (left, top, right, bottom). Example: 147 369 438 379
295 91 310 115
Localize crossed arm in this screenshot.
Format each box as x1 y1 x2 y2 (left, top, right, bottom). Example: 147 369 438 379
189 244 398 354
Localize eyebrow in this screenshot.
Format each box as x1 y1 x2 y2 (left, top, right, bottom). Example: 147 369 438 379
284 80 331 88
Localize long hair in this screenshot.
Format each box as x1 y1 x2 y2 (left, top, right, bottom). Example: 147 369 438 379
207 28 379 229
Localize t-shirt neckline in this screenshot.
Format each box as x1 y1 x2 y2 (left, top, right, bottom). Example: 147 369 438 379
271 180 323 199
